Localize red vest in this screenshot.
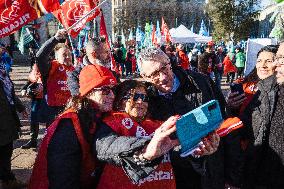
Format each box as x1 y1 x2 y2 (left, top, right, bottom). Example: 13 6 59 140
28 110 96 189
97 112 176 189
46 60 74 106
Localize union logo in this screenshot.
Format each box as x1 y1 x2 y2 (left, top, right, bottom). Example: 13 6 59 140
121 118 133 130
0 0 21 24
67 0 91 22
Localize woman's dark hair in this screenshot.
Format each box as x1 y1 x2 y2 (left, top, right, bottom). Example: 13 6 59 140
113 80 147 111
64 95 99 144
243 45 279 84
256 45 279 58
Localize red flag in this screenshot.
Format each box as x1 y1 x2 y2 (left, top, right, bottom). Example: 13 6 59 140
28 0 60 16
99 11 117 72
0 0 38 38
53 0 100 38
0 0 61 38
152 25 157 46
161 17 172 43
37 0 60 14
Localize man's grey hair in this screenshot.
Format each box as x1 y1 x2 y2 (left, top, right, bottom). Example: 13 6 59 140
139 48 170 66
85 37 107 55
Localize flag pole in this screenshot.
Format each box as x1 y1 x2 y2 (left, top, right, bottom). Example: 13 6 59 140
67 0 109 31
60 10 75 52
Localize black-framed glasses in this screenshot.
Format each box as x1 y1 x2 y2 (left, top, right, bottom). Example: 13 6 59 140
275 56 284 65
123 93 149 102
142 63 170 82
93 86 113 95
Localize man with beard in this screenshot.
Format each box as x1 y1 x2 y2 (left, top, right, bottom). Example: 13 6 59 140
241 42 284 188
67 36 118 97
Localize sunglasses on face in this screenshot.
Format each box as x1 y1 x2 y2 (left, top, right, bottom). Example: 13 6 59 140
124 93 149 102
93 86 113 95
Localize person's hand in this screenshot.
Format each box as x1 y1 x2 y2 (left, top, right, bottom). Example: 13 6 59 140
227 91 246 109
21 89 27 97
54 29 68 41
142 116 180 160
21 109 29 120
193 132 220 157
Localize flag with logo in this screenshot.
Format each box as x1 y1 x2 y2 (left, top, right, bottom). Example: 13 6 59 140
0 0 60 38
18 26 34 54
53 0 101 38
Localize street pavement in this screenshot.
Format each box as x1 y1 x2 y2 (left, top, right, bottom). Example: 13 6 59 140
1 53 230 189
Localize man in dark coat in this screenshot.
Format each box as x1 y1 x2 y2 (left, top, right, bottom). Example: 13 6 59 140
0 59 27 188
139 48 243 189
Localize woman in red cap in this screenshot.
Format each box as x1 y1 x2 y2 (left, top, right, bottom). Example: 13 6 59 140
29 64 179 189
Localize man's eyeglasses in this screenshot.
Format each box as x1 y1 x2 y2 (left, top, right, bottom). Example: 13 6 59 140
93 86 113 95
123 93 149 102
275 56 284 65
142 63 170 82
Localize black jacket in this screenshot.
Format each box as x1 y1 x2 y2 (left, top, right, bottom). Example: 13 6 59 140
0 78 25 146
147 67 243 189
242 75 284 188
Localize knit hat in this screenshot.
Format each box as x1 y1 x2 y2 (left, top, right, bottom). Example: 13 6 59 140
79 64 117 96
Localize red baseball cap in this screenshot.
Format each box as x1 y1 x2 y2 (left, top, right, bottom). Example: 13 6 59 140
79 64 117 96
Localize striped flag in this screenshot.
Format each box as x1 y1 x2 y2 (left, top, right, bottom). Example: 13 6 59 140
18 26 34 54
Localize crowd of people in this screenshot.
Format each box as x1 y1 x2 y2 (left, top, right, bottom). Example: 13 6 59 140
0 28 284 189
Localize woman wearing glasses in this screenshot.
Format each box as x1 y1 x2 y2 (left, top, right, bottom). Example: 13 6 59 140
29 65 179 189
97 80 177 189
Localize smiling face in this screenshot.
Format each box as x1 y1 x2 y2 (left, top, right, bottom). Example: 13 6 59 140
56 47 72 66
141 61 174 93
123 87 149 121
256 51 276 80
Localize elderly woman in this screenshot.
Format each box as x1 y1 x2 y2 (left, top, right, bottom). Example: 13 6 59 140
29 65 178 189
97 80 177 189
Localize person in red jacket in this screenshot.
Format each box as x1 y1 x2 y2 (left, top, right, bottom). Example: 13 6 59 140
223 54 237 84
176 44 190 70
29 64 179 189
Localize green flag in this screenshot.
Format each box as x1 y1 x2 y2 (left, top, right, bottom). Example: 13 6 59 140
18 26 34 54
